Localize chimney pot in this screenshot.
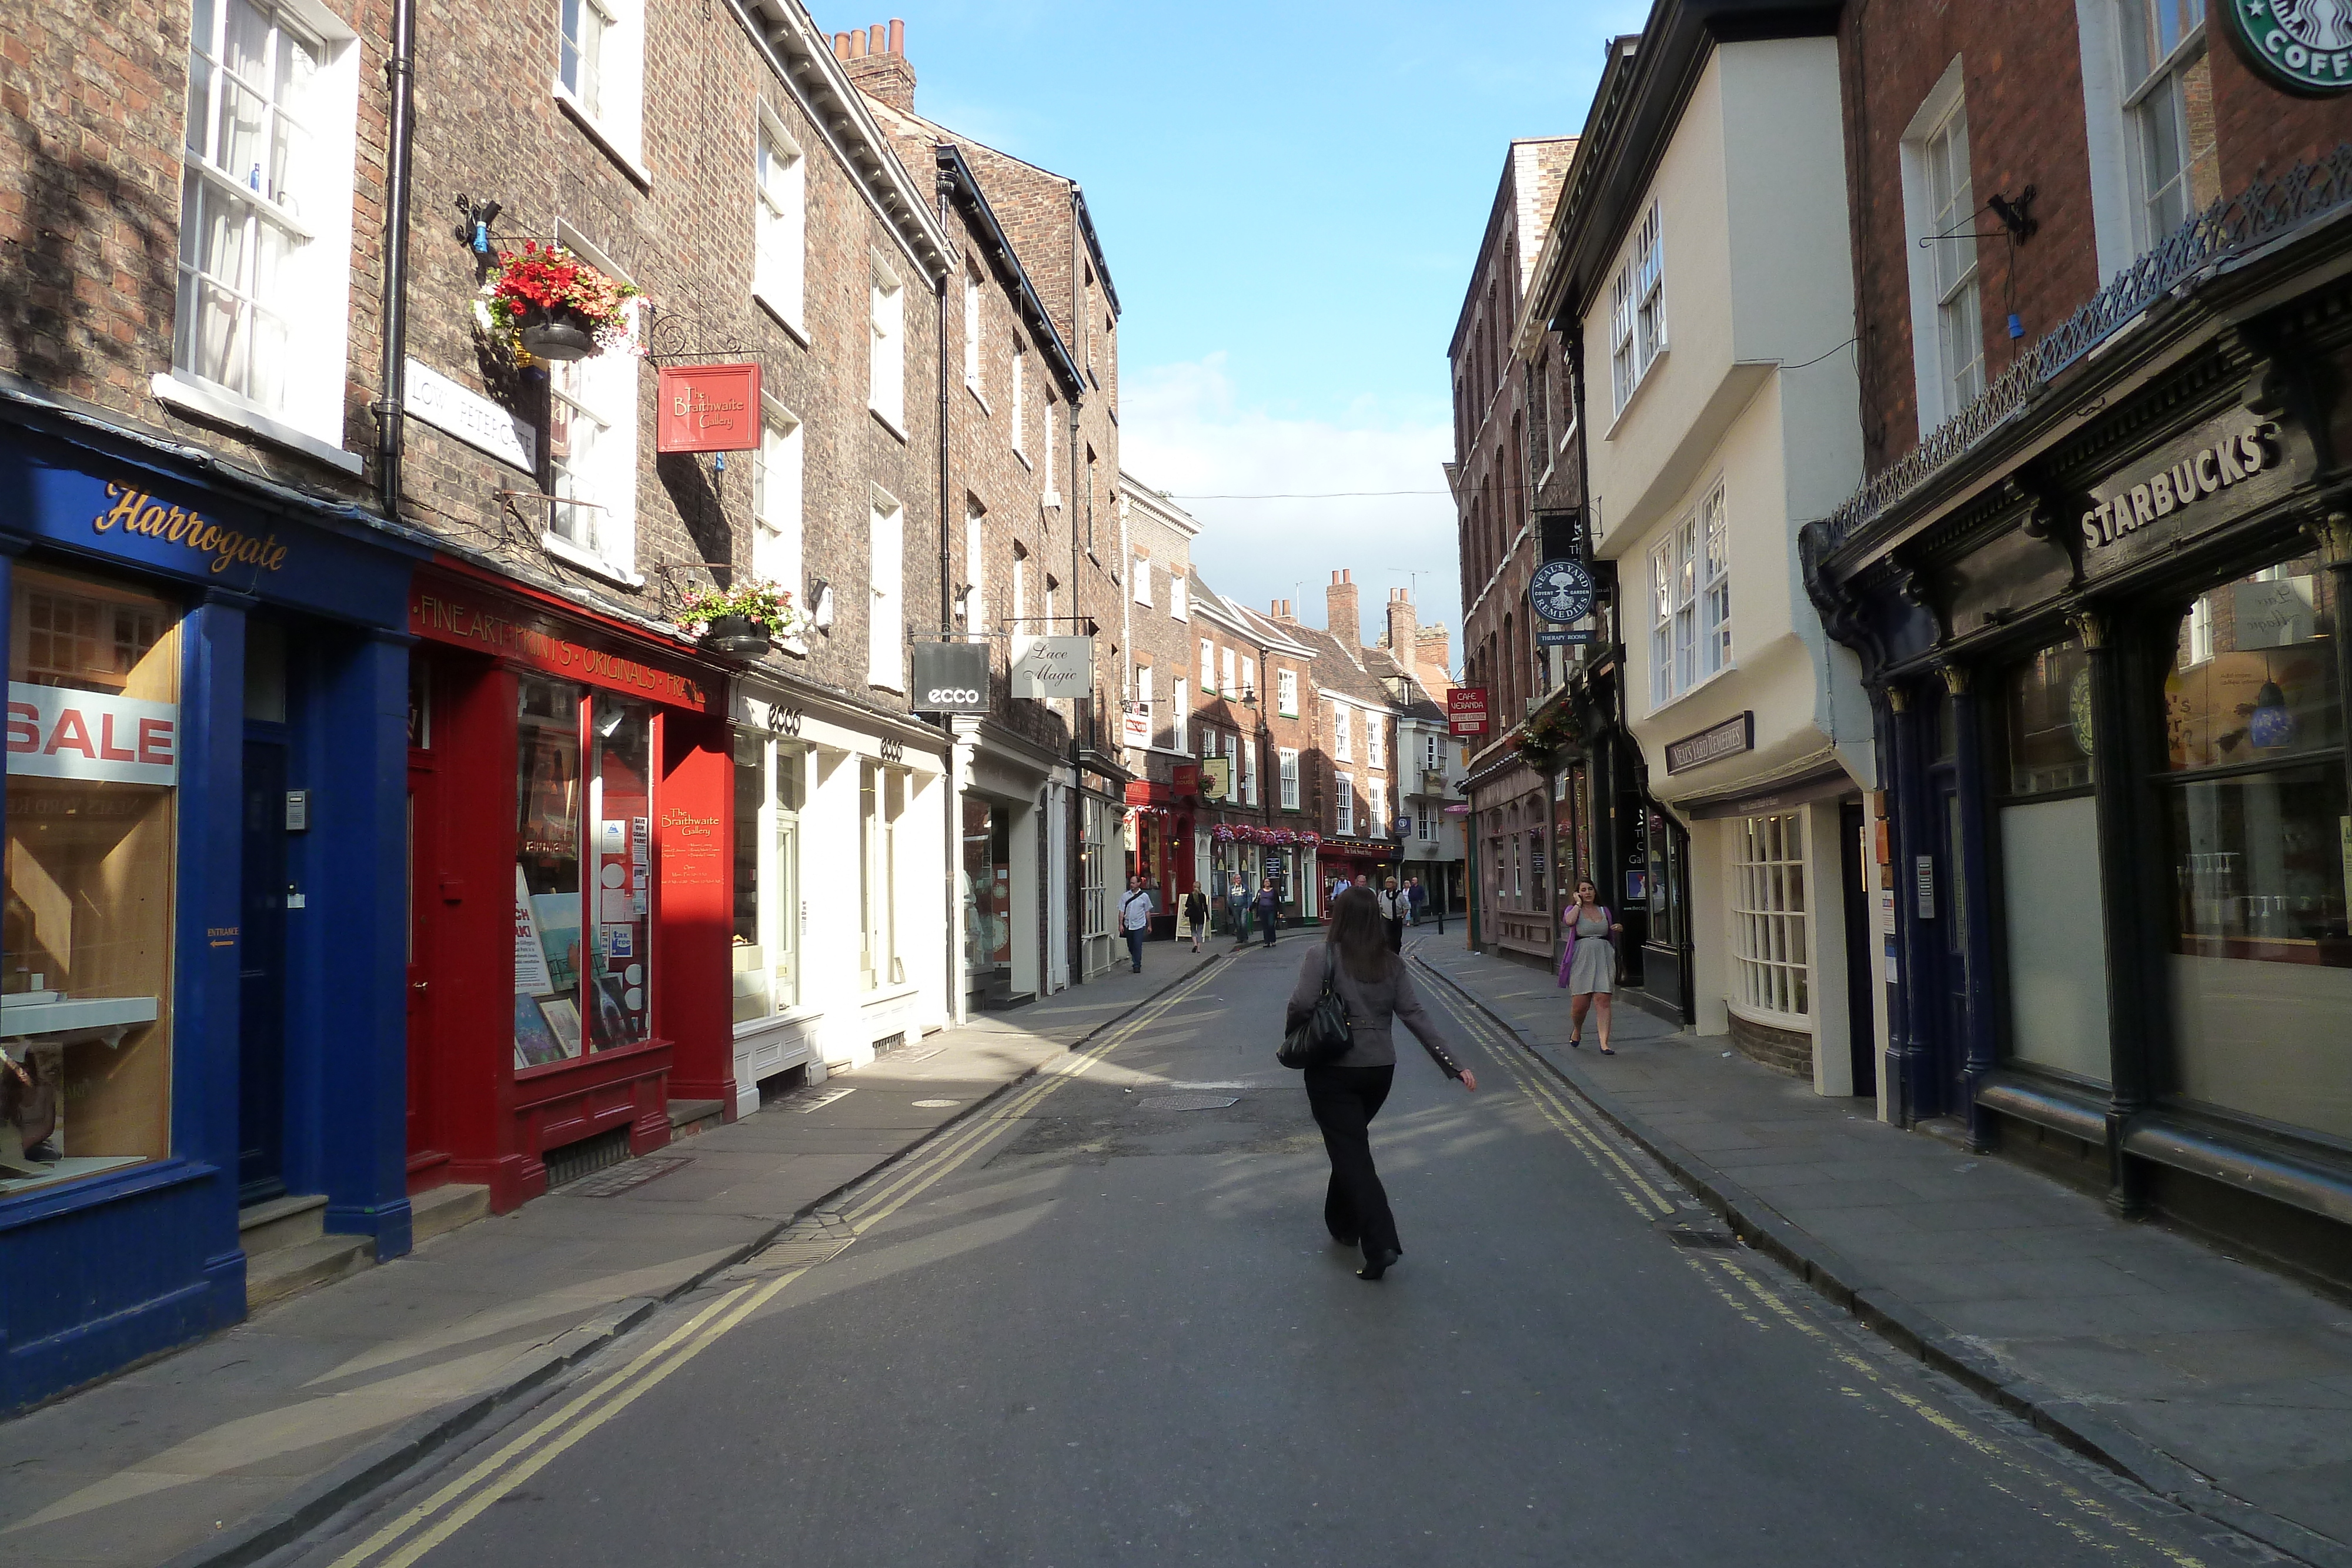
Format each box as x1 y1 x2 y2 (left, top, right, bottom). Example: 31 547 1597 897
833 31 850 57
868 24 885 55
887 17 904 54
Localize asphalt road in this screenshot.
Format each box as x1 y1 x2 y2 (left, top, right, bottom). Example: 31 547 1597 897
292 935 2268 1568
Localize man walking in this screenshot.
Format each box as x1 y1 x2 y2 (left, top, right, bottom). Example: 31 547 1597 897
1229 878 1252 948
1407 877 1427 927
1120 877 1153 973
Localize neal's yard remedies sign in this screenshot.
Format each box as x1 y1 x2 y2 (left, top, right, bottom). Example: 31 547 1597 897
2079 419 2294 579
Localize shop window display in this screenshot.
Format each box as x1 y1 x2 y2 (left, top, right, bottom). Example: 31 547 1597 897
731 733 802 1024
3 569 181 1195
2161 553 2350 1139
513 678 654 1069
1998 638 2112 1082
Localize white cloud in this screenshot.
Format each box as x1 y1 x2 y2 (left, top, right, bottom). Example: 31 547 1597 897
1118 355 1461 661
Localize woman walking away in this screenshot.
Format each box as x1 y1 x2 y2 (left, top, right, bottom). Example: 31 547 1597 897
1184 887 1210 953
1378 877 1405 953
1286 888 1476 1281
1557 878 1623 1054
1255 878 1281 947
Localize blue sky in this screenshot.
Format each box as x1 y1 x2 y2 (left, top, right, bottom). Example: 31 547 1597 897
834 1 1648 656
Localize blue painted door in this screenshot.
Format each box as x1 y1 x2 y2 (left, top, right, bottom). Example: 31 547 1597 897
238 738 288 1201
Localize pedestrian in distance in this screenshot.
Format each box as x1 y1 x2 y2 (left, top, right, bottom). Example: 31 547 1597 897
1378 876 1405 953
1558 878 1623 1054
1120 877 1154 974
1407 876 1427 927
1184 887 1209 953
1285 887 1476 1280
1228 879 1253 948
1255 878 1281 947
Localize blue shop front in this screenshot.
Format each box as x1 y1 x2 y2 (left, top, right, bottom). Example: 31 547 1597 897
0 417 423 1411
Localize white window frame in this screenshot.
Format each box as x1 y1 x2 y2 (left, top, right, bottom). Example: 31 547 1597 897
1170 571 1188 623
1368 714 1385 773
1172 678 1188 753
1200 638 1215 694
544 292 641 584
1242 737 1258 806
1333 704 1352 762
868 486 904 692
1279 748 1300 811
1041 390 1059 503
1607 201 1666 414
165 0 363 464
1899 61 1984 432
1011 340 1028 460
1132 550 1152 608
962 506 985 632
2117 0 2216 251
1221 647 1237 701
751 397 803 607
1337 775 1355 837
1239 655 1254 703
554 0 644 173
1011 543 1027 633
963 264 985 397
1732 810 1810 1021
753 105 806 334
1277 667 1298 718
869 253 906 436
1647 483 1730 711
1135 663 1155 746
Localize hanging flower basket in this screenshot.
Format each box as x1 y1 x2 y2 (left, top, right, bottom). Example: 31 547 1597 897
479 242 639 362
675 578 808 653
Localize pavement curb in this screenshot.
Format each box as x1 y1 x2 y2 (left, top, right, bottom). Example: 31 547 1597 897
156 950 1225 1568
1409 950 2352 1568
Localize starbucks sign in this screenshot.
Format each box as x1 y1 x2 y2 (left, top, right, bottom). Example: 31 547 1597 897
2221 0 2352 95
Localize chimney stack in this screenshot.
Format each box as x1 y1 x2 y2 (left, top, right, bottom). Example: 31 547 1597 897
840 18 917 112
1415 624 1454 696
1271 598 1295 622
1325 569 1359 648
1384 587 1418 673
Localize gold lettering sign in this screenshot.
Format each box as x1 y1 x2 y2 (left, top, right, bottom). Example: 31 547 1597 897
92 485 289 575
408 590 708 709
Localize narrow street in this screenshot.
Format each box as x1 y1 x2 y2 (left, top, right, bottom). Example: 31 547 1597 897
291 935 2257 1568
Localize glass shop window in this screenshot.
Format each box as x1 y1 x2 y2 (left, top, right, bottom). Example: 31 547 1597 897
4 569 182 1196
2161 552 2348 1139
1998 637 2111 1082
2003 640 2094 794
731 730 802 1025
513 679 655 1069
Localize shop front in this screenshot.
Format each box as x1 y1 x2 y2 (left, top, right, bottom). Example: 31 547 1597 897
1805 180 2352 1277
1315 836 1399 901
960 722 1054 1011
1464 748 1555 968
0 423 420 1410
404 566 731 1211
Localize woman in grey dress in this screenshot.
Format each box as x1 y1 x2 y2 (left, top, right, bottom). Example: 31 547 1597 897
1557 878 1622 1054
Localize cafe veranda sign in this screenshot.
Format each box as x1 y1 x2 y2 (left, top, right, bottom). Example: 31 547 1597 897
1010 636 1094 700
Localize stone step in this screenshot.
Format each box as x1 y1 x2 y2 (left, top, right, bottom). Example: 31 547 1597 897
669 1099 726 1139
247 1233 372 1309
409 1182 489 1246
237 1193 327 1258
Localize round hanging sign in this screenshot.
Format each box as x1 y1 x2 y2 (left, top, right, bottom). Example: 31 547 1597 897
2219 1 2352 95
1528 558 1595 625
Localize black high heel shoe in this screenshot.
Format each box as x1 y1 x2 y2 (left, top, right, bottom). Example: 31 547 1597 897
1357 1248 1401 1281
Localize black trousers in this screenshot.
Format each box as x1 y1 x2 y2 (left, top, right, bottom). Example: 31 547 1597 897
1303 1064 1398 1261
1385 917 1403 952
1259 910 1278 945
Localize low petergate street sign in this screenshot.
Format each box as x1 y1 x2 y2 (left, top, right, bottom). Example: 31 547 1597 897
2219 1 2352 95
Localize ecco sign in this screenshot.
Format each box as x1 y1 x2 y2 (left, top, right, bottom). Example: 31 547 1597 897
910 642 990 714
2220 0 2352 95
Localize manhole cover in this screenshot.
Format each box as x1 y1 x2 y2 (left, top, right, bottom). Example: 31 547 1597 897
1139 1093 1240 1112
572 1155 691 1198
911 1098 960 1108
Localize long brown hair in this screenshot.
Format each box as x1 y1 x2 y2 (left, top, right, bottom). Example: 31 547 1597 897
1325 887 1395 984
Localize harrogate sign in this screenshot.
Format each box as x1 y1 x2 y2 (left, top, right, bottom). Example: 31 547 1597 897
2220 1 2352 95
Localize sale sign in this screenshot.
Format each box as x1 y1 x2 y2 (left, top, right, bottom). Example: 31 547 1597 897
1447 687 1491 737
6 682 179 785
655 363 761 453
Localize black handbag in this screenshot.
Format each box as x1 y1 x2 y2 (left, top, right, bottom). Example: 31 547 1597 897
1278 947 1354 1069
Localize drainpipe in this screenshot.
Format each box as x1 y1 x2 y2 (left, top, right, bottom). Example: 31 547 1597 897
372 0 417 519
937 163 962 1025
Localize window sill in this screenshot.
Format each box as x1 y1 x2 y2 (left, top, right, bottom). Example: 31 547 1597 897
1040 490 1062 510
1726 999 1812 1037
150 373 364 475
734 1005 821 1041
868 675 905 695
540 530 646 588
552 82 653 190
1602 349 1668 442
753 290 808 346
870 404 908 443
1013 446 1032 471
1643 661 1736 720
965 381 990 415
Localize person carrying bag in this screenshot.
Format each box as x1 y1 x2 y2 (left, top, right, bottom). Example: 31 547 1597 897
1279 888 1476 1281
1557 878 1623 1054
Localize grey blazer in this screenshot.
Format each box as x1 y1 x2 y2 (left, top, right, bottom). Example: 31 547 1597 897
1284 945 1466 1078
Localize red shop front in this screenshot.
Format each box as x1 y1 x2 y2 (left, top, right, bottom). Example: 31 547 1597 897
404 564 733 1211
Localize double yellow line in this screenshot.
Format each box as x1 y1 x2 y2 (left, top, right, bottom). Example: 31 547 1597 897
327 962 1227 1568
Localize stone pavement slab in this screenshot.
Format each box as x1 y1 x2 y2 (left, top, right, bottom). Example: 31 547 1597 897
1405 930 2352 1566
0 950 1217 1568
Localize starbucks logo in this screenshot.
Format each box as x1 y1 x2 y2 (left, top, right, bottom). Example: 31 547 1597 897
2222 0 2352 95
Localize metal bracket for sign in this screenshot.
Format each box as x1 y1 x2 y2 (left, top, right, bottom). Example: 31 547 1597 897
637 304 762 364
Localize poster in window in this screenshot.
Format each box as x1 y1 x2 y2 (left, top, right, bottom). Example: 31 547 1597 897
514 865 553 995
538 997 582 1058
531 891 582 994
514 992 567 1068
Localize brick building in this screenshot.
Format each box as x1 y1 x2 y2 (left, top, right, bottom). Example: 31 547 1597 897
1800 0 2352 1286
1115 477 1199 925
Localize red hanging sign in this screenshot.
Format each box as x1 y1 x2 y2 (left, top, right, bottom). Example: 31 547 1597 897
1448 687 1491 735
655 363 761 453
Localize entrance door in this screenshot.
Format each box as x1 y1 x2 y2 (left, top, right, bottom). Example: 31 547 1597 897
405 761 439 1169
1936 778 1972 1116
1839 800 1876 1101
238 738 289 1202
